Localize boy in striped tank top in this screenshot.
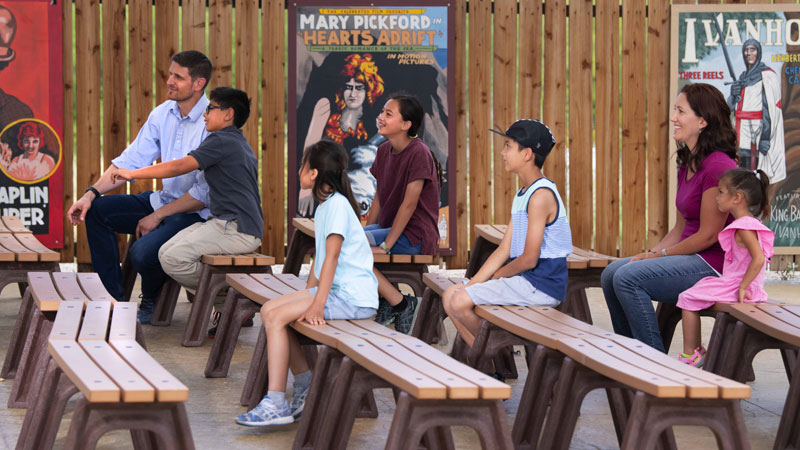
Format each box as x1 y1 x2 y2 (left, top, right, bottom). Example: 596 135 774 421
442 120 572 349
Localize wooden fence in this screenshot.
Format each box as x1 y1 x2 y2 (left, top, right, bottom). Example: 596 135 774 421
59 0 792 269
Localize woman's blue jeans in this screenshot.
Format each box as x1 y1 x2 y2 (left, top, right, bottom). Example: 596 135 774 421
601 254 718 352
363 224 422 255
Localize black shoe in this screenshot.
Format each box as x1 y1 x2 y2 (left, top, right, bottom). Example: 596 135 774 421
394 294 419 334
373 297 394 325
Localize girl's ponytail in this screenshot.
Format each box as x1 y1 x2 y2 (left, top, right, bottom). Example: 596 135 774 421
755 169 771 220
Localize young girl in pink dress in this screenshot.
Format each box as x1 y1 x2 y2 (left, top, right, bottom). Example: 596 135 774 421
677 168 774 367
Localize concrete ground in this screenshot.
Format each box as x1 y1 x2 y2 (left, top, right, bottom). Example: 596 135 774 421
0 265 797 449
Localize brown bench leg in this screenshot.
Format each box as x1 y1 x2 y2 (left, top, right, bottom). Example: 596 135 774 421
512 345 564 450
205 289 260 378
622 391 749 450
64 398 195 450
411 287 448 345
775 356 800 450
150 277 182 327
283 229 315 276
467 320 525 377
465 235 495 278
8 308 55 408
718 320 797 384
1 286 34 378
386 392 513 450
293 346 344 450
0 261 60 295
16 357 79 450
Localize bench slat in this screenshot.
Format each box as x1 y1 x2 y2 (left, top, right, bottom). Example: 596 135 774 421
52 272 90 302
48 340 120 402
28 272 62 311
274 273 307 291
365 335 479 399
0 241 16 261
611 335 750 399
49 301 84 341
251 273 299 296
292 217 315 237
291 321 351 349
226 274 284 305
396 339 511 399
110 340 189 402
531 306 615 338
475 306 571 349
412 254 434 264
350 319 413 340
759 304 800 331
557 338 685 398
80 341 155 402
475 224 504 245
79 302 112 342
0 234 37 261
728 304 800 348
372 252 391 263
2 216 32 233
588 338 718 398
249 253 275 266
233 254 255 266
506 306 599 339
422 272 456 296
390 254 412 263
566 254 589 269
14 233 60 261
201 255 233 265
108 303 138 341
76 273 115 301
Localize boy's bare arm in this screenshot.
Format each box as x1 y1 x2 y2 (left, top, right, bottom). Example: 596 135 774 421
467 219 513 285
491 189 554 279
113 155 200 182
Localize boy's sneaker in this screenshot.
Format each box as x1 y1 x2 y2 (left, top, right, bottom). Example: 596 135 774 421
289 384 309 419
235 396 293 427
208 312 255 338
394 294 419 335
137 297 155 325
678 346 707 368
373 297 394 325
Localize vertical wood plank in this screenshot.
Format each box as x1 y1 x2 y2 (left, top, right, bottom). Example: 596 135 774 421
75 0 101 263
155 0 180 103
568 0 593 249
595 0 619 256
621 0 646 256
518 0 543 121
102 0 126 192
235 0 259 152
445 0 468 268
208 0 233 88
182 0 206 53
542 0 566 193
61 0 75 261
129 0 154 195
647 0 671 249
262 0 285 261
468 0 492 236
491 0 517 225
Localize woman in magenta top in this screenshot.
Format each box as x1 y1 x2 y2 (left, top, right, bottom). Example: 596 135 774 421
601 83 738 352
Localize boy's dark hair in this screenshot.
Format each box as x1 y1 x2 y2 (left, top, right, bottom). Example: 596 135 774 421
721 168 772 219
490 119 555 169
209 87 251 128
388 93 444 186
301 140 361 217
171 50 213 90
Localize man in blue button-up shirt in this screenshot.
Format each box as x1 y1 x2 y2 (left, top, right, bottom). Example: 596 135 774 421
68 50 213 323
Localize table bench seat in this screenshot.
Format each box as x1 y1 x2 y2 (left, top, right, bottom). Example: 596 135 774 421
0 216 60 298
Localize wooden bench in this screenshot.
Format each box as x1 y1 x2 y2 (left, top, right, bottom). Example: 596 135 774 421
223 272 513 449
1 271 144 409
464 224 617 324
16 300 194 450
0 215 61 296
284 217 435 297
424 275 752 450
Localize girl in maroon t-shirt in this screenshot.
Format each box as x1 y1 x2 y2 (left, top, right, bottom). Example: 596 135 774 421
365 94 442 333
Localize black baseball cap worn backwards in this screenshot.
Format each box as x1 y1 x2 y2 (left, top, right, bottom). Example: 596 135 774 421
489 119 556 157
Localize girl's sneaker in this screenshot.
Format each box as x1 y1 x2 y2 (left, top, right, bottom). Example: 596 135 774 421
235 396 293 427
290 384 309 419
678 346 707 368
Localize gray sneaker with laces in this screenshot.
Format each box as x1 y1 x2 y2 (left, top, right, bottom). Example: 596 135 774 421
235 396 293 427
290 384 309 419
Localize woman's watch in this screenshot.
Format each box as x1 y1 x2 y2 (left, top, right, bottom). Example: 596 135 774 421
380 242 390 254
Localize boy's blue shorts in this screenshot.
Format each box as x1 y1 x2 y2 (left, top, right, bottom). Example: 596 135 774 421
363 224 422 255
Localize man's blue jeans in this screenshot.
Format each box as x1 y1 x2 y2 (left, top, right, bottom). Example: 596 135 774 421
601 254 718 352
84 191 205 301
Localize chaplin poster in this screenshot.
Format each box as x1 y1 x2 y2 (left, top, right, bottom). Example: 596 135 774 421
671 4 800 252
288 1 456 254
0 0 62 248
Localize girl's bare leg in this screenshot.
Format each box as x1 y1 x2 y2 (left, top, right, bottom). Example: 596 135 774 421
261 293 315 393
681 309 702 354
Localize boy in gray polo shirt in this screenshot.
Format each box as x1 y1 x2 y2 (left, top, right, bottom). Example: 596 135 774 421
114 87 263 331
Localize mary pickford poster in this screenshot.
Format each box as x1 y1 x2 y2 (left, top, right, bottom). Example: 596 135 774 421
0 0 62 248
288 1 456 254
671 4 800 251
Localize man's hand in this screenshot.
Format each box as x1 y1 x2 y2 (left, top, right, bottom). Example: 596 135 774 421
298 302 326 326
112 168 135 183
68 193 95 225
136 211 163 238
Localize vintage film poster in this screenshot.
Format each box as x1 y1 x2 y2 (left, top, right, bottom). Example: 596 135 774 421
671 4 800 253
0 0 63 248
289 1 456 254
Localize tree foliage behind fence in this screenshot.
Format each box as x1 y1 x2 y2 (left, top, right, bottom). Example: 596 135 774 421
62 0 765 268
